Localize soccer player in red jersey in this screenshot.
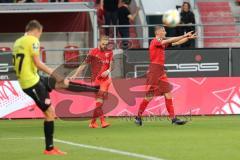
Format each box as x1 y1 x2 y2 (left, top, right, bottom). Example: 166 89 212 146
135 26 197 126
71 36 113 128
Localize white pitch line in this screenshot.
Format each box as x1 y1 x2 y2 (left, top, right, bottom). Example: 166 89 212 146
1 137 165 160
0 137 43 140
54 138 164 160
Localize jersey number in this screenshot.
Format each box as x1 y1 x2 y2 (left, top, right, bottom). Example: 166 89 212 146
13 53 25 74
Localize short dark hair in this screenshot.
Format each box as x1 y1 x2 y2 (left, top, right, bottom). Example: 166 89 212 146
155 25 164 32
25 20 43 32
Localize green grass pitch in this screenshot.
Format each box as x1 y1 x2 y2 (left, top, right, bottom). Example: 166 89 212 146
0 116 240 160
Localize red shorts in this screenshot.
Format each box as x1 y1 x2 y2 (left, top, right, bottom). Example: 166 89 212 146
93 77 111 99
146 71 172 96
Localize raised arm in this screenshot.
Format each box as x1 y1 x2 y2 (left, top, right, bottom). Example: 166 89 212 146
162 31 194 45
172 32 197 46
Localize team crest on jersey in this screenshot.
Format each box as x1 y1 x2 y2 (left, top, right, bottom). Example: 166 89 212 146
32 42 40 52
157 38 163 42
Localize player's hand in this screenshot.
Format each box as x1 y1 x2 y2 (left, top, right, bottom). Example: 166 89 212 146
101 70 110 78
188 33 197 39
185 31 194 37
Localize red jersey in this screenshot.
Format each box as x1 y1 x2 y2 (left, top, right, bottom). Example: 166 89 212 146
86 48 113 82
149 38 167 65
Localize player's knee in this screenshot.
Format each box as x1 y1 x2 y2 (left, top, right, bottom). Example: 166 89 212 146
45 115 54 121
44 112 55 121
63 79 70 88
96 97 104 102
164 92 172 99
96 91 108 99
44 106 55 121
145 96 153 101
145 92 154 101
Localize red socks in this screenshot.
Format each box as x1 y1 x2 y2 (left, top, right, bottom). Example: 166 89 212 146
93 102 104 121
165 98 175 119
138 99 150 116
138 98 175 119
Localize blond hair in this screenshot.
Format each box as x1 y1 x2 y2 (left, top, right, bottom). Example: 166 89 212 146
100 35 109 42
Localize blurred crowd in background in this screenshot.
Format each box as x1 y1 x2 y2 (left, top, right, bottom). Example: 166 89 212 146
0 0 196 48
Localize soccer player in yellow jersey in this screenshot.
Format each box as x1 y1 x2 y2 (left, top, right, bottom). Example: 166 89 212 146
13 20 66 155
13 20 99 155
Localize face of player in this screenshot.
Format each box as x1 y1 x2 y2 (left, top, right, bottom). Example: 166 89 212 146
100 40 109 51
28 28 42 39
183 3 190 12
34 28 42 39
156 28 166 39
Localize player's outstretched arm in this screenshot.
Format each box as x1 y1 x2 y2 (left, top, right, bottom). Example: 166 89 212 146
172 33 197 46
162 31 194 45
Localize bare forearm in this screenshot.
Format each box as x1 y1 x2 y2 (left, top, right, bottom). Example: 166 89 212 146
172 37 189 46
163 35 186 44
36 62 53 75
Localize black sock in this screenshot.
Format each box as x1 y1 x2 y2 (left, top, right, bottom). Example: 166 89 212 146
68 81 100 92
44 121 54 151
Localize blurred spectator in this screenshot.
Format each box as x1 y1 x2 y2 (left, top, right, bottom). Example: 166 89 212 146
100 0 120 36
177 2 196 48
118 0 139 49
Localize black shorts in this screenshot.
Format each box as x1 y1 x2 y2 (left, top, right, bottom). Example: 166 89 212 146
23 76 52 112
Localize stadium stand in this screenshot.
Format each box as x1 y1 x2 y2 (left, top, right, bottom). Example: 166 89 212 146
64 45 80 68
98 0 140 49
197 1 240 47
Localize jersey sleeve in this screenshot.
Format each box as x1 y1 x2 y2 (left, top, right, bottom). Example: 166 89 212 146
30 39 40 57
153 38 163 47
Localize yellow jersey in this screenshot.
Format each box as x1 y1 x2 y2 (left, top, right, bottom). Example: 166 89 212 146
13 35 40 89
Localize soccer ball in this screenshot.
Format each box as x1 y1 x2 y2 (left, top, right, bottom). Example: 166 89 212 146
162 9 180 27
